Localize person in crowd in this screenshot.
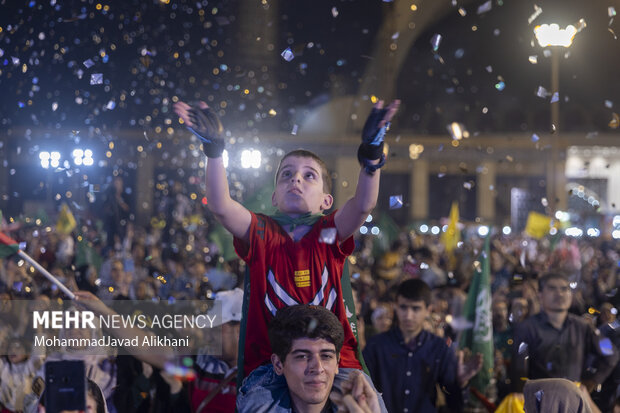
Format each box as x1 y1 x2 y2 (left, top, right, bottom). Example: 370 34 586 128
369 302 393 337
257 304 381 413
191 288 243 413
0 337 46 412
363 279 482 413
173 97 399 411
511 273 619 394
522 378 600 413
103 175 130 251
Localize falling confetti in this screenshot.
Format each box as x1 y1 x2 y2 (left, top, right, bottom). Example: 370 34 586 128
527 5 542 24
610 6 617 17
83 59 95 68
331 7 338 18
609 113 620 129
476 0 492 14
550 92 559 103
531 133 540 142
430 34 442 52
319 228 337 244
389 195 403 209
90 73 103 85
536 86 548 98
528 55 538 64
281 47 294 62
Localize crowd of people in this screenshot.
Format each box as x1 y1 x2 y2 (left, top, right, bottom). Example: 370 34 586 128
1 198 620 412
1 99 620 412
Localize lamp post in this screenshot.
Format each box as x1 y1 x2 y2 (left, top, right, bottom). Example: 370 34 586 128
534 23 577 214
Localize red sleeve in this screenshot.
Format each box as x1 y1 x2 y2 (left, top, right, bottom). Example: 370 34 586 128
324 211 355 258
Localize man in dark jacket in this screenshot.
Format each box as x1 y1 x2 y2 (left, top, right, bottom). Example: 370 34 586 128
363 279 481 413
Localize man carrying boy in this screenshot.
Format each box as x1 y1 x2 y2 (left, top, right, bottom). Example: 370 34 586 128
173 98 399 411
363 279 482 413
268 304 381 413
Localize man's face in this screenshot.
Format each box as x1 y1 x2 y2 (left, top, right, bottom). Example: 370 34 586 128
395 296 429 338
272 156 332 216
540 278 572 313
272 337 339 411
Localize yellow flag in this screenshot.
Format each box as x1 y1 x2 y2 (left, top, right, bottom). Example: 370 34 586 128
442 201 460 253
56 203 77 235
524 211 553 239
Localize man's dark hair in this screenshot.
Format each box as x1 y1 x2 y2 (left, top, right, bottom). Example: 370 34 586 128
268 305 344 362
396 279 431 306
275 149 332 194
537 273 569 292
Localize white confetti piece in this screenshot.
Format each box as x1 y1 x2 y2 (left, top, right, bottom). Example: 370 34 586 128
319 228 337 244
281 47 294 62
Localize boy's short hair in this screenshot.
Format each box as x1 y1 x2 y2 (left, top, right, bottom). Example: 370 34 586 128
396 279 431 307
537 273 569 292
268 305 344 362
275 149 332 194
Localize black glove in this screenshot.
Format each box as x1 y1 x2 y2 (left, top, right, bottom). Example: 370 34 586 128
358 105 389 174
186 104 225 158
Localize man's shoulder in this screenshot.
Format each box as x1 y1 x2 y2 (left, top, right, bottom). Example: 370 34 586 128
365 329 399 349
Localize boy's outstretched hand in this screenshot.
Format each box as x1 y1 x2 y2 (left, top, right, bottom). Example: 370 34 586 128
173 101 225 158
358 99 400 174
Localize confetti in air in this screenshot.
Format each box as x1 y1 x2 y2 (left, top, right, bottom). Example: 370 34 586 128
319 228 337 244
389 195 403 209
281 47 294 62
90 73 103 85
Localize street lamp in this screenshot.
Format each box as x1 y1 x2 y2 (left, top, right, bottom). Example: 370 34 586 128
534 23 578 213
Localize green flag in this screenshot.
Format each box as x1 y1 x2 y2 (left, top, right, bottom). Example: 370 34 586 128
208 222 237 262
459 236 494 393
75 239 103 272
372 212 400 256
0 231 20 258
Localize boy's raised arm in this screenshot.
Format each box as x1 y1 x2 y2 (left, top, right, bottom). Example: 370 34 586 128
335 100 400 241
174 101 251 242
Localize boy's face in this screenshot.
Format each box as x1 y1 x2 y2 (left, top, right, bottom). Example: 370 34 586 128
272 156 333 216
395 296 429 339
272 337 339 411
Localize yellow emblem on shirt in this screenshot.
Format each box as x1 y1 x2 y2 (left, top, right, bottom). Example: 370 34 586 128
294 270 310 287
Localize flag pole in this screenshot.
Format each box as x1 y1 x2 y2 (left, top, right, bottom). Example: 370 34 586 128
17 250 75 299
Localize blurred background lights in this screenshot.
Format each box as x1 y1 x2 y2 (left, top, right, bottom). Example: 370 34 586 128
502 226 512 235
586 228 600 237
565 227 583 237
240 149 261 169
359 226 368 235
431 226 440 235
222 149 229 168
477 225 489 237
419 224 429 233
72 148 94 166
39 151 60 168
534 23 577 48
613 230 620 240
370 226 380 235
